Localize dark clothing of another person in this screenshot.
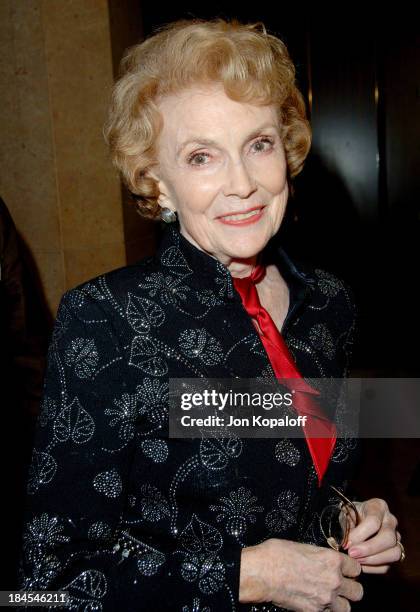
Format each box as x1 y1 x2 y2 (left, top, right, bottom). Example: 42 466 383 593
19 222 361 610
0 198 48 589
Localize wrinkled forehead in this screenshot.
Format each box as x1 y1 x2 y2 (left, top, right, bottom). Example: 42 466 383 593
154 84 280 154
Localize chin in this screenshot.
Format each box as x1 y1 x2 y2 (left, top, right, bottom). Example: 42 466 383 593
224 238 268 260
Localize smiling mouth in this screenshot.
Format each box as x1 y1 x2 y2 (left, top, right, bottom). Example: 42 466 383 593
217 205 265 222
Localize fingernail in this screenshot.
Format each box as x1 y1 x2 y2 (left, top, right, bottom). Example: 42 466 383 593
344 540 352 550
349 547 361 557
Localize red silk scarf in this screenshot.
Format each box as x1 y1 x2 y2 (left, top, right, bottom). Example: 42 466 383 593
232 263 336 487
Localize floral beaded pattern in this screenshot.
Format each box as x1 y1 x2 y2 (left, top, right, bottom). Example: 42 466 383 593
19 224 360 611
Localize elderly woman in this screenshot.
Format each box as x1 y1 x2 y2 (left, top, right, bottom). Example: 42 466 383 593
20 18 403 611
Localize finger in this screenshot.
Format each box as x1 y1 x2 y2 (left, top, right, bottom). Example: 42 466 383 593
346 512 383 546
357 543 402 566
348 526 397 558
331 595 352 612
361 564 391 574
384 512 398 529
341 554 362 578
338 576 364 602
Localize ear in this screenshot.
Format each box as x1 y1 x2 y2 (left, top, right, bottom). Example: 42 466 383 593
145 168 177 213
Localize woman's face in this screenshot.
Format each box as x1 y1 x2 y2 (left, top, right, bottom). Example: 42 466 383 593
151 83 289 266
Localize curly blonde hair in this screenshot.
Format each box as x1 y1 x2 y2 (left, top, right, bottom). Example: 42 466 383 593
103 18 312 220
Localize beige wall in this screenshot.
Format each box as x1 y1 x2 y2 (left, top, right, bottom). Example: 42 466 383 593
0 0 126 315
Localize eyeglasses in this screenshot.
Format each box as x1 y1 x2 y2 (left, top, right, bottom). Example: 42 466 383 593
320 485 361 551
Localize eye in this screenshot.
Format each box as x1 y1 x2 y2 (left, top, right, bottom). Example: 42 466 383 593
187 151 210 166
251 137 275 153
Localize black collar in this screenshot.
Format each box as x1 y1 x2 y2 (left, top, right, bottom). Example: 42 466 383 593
156 221 235 299
155 222 312 321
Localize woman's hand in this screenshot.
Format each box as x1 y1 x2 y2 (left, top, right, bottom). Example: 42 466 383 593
344 497 402 573
239 538 363 611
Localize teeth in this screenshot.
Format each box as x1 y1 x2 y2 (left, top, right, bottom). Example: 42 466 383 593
222 209 261 221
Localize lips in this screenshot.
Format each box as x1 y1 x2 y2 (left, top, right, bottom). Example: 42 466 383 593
217 205 265 226
217 205 265 220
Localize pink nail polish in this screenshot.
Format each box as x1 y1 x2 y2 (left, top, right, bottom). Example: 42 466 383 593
349 547 360 557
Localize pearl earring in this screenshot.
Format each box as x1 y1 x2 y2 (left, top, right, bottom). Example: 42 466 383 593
160 207 177 223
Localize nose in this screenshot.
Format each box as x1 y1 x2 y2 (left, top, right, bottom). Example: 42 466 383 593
222 157 257 199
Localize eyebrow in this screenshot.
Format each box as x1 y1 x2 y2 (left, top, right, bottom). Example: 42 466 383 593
175 123 279 159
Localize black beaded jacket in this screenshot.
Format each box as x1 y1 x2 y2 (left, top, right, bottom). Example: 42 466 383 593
19 222 361 611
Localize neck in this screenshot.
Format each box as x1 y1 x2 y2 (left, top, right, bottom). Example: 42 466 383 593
227 255 259 279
